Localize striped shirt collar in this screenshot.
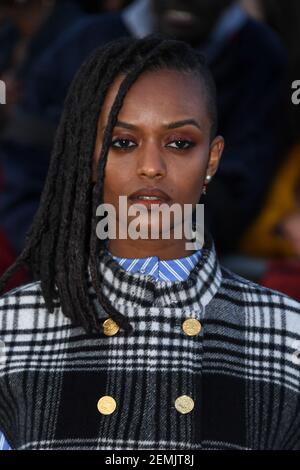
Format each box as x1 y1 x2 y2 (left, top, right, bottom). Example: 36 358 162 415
107 248 202 282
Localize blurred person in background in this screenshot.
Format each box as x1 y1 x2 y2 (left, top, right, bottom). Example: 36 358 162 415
0 0 90 287
0 0 131 124
240 143 300 301
240 0 300 299
0 0 86 115
238 0 300 301
0 0 287 290
242 0 300 148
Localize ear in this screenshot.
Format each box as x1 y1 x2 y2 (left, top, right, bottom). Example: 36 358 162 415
206 135 224 178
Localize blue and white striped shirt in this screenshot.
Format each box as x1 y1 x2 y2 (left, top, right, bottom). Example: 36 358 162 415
110 248 202 281
0 248 201 450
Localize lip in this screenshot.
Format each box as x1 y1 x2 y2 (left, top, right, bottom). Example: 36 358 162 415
129 187 171 202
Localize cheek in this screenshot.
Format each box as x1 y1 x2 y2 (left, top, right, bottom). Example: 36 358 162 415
102 156 131 201
171 156 207 202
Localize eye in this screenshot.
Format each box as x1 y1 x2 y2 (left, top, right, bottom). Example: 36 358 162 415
166 139 196 150
111 138 137 149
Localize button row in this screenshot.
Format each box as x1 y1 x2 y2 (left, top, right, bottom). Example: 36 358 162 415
97 395 194 415
102 317 202 336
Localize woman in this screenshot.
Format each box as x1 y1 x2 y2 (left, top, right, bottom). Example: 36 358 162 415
0 36 300 450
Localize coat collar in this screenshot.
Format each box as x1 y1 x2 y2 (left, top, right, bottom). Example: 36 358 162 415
90 231 222 323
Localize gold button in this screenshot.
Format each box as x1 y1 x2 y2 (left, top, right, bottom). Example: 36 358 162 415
97 396 117 415
182 318 202 336
175 395 195 414
103 318 120 336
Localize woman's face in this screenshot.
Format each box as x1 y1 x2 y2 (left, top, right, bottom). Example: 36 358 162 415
93 68 224 254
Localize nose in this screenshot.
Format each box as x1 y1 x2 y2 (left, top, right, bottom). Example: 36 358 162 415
136 141 167 179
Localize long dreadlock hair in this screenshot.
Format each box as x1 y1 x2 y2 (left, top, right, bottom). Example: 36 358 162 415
0 35 218 335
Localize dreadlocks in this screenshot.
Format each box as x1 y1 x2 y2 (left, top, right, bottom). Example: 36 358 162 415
0 35 218 334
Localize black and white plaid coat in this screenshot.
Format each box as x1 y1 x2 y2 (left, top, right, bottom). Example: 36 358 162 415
1 233 300 450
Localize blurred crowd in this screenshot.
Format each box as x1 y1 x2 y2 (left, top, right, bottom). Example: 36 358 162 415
0 0 300 299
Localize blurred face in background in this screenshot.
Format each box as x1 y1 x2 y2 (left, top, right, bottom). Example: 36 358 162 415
151 0 233 45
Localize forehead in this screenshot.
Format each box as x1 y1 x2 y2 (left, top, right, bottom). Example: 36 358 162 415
98 69 208 128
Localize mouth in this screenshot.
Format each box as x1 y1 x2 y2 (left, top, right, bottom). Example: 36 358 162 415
129 187 171 208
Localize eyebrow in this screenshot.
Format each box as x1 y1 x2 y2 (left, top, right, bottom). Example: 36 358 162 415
102 119 202 131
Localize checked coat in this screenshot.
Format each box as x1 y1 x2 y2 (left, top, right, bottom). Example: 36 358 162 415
0 233 300 450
